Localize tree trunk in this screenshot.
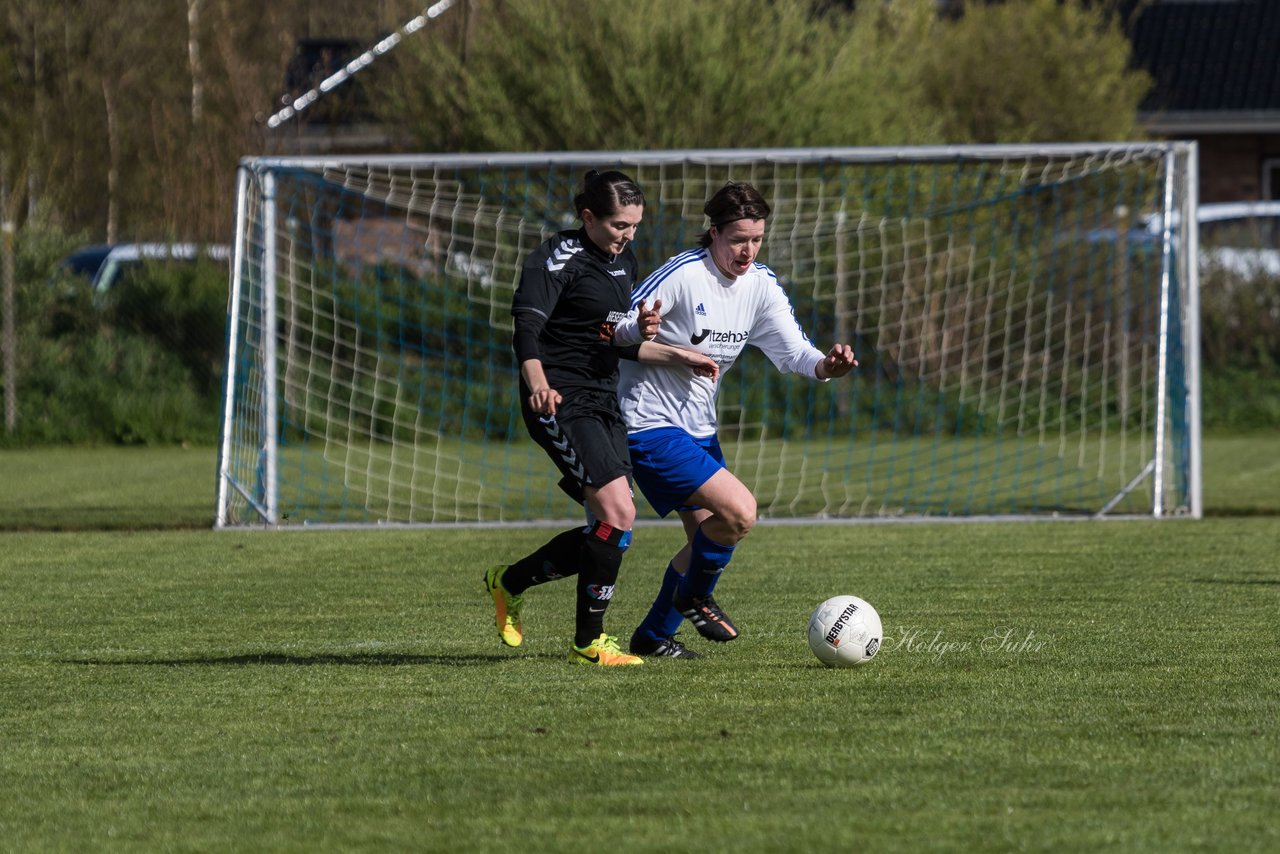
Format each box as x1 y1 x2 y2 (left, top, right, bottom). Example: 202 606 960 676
188 0 204 123
2 162 16 434
102 79 118 243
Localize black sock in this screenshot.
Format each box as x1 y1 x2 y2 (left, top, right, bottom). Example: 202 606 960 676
573 525 626 647
502 528 583 595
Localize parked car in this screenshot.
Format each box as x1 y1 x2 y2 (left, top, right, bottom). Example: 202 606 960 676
1083 201 1280 280
1183 201 1280 278
61 242 232 294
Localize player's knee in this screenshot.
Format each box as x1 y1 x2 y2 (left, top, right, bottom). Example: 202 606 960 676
600 504 636 531
723 496 757 541
591 481 636 530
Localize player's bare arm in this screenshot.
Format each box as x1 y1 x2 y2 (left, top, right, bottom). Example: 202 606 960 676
519 358 562 414
637 341 720 381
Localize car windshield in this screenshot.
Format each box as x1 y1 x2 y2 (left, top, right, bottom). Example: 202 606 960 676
61 245 113 278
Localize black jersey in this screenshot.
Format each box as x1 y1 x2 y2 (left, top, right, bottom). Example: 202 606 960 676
511 227 640 395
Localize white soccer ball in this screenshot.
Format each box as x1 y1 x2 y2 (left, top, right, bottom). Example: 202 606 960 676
807 595 883 667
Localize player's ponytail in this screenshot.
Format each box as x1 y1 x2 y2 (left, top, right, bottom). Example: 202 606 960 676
574 170 644 221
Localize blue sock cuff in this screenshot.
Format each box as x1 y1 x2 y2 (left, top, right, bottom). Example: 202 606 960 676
636 563 685 642
679 527 735 600
691 526 735 569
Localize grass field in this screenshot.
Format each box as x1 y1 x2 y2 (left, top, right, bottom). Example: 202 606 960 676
232 430 1191 524
7 433 1276 530
2 436 1278 850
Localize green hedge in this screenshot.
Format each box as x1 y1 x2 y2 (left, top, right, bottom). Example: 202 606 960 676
3 225 1278 446
1 230 225 446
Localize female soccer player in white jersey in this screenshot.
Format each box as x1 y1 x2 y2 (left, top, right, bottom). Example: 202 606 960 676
612 182 858 658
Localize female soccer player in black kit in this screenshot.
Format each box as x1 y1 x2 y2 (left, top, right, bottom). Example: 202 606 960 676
484 170 716 666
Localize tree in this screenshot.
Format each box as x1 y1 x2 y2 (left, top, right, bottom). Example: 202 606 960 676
920 0 1152 143
0 0 1154 242
0 0 427 242
381 0 1149 153
381 0 942 152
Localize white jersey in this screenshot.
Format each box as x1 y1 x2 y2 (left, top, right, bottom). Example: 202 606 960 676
614 248 826 437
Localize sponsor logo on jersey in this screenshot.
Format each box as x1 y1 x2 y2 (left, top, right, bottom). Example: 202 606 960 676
598 310 629 341
690 328 749 346
607 268 628 277
695 302 707 316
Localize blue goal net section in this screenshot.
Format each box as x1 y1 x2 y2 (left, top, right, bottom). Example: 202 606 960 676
216 144 1201 527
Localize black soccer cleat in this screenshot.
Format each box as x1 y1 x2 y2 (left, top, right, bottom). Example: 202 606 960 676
672 592 739 642
629 632 702 659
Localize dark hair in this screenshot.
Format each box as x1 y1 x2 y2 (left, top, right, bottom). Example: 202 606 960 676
698 182 771 248
573 169 645 220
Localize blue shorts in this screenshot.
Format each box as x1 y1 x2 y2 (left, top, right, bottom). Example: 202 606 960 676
627 427 725 517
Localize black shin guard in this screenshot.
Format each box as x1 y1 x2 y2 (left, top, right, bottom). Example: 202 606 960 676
573 522 630 647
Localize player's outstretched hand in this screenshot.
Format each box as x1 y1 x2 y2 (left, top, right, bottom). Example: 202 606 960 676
817 343 858 379
637 299 662 341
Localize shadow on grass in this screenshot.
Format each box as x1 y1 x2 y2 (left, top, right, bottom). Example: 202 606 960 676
55 651 560 667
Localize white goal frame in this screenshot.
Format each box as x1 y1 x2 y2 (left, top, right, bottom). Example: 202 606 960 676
216 143 1201 528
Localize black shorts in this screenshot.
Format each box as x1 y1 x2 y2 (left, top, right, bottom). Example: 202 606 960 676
521 387 631 504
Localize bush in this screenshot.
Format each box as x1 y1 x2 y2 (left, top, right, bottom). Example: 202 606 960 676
1199 267 1279 375
1201 368 1280 432
1 227 225 446
106 256 229 400
15 329 215 445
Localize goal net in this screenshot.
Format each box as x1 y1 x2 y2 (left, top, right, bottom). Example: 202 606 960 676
216 144 1200 527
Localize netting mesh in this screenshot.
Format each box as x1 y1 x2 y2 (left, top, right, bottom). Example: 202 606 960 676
217 145 1196 526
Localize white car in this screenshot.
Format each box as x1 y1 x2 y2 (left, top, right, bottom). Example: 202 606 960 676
1195 201 1280 278
62 242 231 293
1143 201 1280 279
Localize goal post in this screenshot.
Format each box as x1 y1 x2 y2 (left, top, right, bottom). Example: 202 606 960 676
216 143 1200 528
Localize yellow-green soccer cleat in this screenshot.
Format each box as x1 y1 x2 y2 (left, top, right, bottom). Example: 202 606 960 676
484 565 524 647
569 634 644 667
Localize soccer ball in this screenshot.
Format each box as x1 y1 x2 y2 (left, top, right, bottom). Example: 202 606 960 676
807 595 883 667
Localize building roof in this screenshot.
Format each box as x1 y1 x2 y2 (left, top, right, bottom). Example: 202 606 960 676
1129 0 1280 133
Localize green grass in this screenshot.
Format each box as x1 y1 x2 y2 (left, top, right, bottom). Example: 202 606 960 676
1198 434 1280 515
0 445 217 530
7 430 1269 530
1 435 1278 849
2 522 1278 850
246 428 1196 524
